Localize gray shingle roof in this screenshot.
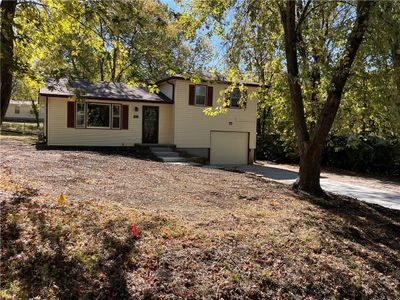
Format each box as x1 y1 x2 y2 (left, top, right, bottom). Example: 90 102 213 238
39 78 173 103
156 72 260 87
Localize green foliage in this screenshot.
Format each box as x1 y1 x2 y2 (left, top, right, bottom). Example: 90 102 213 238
10 0 212 100
181 0 399 177
323 134 400 175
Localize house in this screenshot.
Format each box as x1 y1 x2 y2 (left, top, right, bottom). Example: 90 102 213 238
5 100 43 122
38 76 259 164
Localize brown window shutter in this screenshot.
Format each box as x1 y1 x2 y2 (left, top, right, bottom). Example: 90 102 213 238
122 105 129 129
67 101 75 128
207 86 213 107
189 84 195 105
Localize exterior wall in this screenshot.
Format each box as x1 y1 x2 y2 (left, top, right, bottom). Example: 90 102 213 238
172 80 258 154
158 82 174 100
5 101 43 122
46 97 173 146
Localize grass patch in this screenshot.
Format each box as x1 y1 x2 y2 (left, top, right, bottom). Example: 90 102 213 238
1 121 42 133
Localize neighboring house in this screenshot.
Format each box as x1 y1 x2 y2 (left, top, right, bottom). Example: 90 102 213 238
5 100 43 122
39 76 259 164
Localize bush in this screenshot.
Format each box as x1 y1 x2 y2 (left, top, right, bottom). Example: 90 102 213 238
323 134 400 176
256 134 298 163
257 133 400 176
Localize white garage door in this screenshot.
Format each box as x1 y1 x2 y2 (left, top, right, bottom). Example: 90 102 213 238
210 131 249 165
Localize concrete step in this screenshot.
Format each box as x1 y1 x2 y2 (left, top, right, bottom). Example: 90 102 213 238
159 156 188 162
154 151 180 157
150 147 175 153
167 162 203 166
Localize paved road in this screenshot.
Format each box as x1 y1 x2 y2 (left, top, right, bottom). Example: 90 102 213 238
231 164 400 210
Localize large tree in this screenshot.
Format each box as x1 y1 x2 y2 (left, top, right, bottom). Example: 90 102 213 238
1 0 17 124
181 0 381 194
279 0 376 193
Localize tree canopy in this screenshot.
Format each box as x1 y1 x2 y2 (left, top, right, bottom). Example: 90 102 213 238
1 0 399 187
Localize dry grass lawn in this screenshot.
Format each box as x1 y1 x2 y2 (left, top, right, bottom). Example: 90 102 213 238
1 136 399 299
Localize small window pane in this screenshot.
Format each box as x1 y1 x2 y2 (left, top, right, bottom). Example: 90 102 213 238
230 89 241 108
76 102 85 128
87 104 110 128
195 86 206 105
113 117 120 128
112 104 121 129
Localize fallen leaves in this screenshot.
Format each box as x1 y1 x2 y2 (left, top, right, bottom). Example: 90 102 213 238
0 137 399 299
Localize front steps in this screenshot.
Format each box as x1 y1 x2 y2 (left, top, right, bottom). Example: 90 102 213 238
150 146 188 163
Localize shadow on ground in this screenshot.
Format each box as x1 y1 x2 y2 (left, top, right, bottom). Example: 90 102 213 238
218 164 299 180
294 191 400 276
0 188 139 299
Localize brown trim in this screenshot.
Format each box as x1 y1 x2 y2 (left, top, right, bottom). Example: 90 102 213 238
122 105 129 130
67 101 75 128
39 93 173 104
189 84 195 105
207 86 213 107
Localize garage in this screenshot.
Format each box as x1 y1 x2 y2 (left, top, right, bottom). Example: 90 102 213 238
210 131 249 165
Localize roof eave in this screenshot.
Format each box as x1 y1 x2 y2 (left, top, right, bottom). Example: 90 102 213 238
38 93 174 104
156 76 261 87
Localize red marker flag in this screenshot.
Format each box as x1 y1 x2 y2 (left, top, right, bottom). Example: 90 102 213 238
132 224 140 237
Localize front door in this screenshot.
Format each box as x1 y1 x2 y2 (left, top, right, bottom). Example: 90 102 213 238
142 106 159 143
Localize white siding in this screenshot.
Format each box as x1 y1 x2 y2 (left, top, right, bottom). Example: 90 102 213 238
172 80 257 149
46 97 173 146
5 101 43 120
158 82 174 100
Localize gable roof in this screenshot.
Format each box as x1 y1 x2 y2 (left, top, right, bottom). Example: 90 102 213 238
39 78 173 104
156 72 261 87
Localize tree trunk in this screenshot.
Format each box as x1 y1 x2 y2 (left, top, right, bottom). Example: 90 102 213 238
31 99 40 128
280 0 310 157
392 40 400 100
296 147 323 194
99 58 105 81
280 0 375 195
111 46 119 82
0 0 17 125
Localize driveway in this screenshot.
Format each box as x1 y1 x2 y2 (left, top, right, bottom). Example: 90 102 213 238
232 163 400 210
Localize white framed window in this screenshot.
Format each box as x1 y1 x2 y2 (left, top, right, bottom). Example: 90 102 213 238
87 103 110 128
112 104 121 129
195 85 207 106
15 106 20 114
76 102 85 128
230 88 241 108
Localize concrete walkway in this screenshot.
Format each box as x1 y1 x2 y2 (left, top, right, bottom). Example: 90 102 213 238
232 164 400 210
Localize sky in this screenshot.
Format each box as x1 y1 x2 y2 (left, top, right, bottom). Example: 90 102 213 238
160 0 228 72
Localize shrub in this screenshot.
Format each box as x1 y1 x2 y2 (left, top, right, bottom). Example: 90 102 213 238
257 133 400 176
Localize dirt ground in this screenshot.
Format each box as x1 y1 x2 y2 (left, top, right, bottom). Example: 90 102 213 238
1 136 399 299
